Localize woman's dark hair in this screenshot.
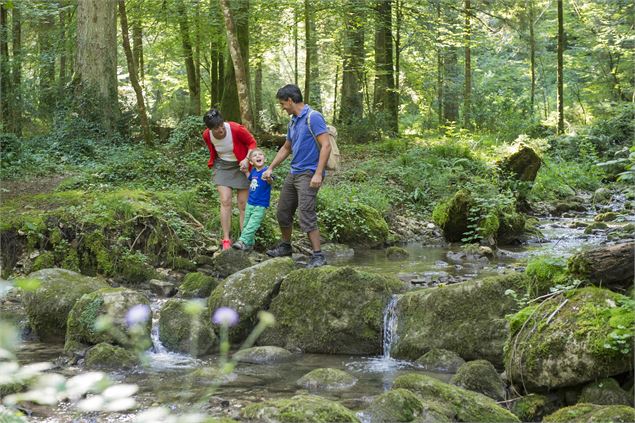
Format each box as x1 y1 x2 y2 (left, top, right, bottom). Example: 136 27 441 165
203 109 224 129
276 84 303 103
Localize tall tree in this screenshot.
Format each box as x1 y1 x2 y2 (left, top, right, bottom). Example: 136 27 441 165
58 4 67 96
304 0 322 109
463 0 472 128
527 0 536 116
11 3 22 136
556 0 564 134
220 0 249 123
219 0 253 132
339 0 365 126
373 0 397 135
0 4 9 128
118 0 151 145
132 20 144 83
436 0 443 127
441 3 459 125
75 0 118 130
176 0 200 115
38 8 56 116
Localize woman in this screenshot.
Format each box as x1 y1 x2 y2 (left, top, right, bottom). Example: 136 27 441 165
202 109 257 250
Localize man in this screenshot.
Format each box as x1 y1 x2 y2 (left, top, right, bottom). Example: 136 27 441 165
262 84 331 268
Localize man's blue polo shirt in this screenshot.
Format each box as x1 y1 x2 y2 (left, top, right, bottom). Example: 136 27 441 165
287 105 328 174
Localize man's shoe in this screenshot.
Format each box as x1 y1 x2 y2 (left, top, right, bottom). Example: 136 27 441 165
306 253 327 269
266 242 292 257
232 240 252 251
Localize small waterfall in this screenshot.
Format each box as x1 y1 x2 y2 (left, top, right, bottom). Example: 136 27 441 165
147 299 199 369
382 295 400 359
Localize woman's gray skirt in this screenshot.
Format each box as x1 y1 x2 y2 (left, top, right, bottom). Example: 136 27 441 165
213 158 250 189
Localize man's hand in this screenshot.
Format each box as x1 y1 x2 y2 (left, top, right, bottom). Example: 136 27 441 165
262 167 274 182
310 173 322 188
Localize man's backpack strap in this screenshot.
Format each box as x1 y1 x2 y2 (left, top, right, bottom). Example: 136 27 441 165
307 110 320 148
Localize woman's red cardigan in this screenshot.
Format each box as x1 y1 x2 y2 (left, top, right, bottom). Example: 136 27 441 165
202 122 257 169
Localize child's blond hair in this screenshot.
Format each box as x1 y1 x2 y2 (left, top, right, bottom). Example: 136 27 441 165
248 148 265 160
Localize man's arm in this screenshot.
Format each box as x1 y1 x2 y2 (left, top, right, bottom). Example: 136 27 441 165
263 140 291 181
310 134 331 188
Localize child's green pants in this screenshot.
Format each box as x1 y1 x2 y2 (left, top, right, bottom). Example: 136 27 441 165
239 204 267 246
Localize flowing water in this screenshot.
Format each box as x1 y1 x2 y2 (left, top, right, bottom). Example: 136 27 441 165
7 212 634 421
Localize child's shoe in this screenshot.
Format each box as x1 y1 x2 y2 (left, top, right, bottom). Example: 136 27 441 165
221 239 232 251
232 240 252 251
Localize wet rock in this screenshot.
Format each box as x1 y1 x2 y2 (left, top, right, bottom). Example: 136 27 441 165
178 272 218 298
505 287 633 391
392 273 529 366
212 249 252 278
451 359 506 401
569 221 588 228
578 378 632 406
149 279 176 297
432 190 472 242
446 251 489 265
21 268 108 343
498 144 541 182
595 212 619 222
258 266 404 355
593 187 612 204
543 404 635 423
552 200 587 216
510 394 559 422
321 243 355 262
385 246 409 260
65 287 151 353
159 298 215 356
241 394 360 422
416 348 465 373
84 342 138 368
362 388 451 423
233 346 294 364
397 272 418 283
393 373 519 422
584 222 608 234
296 368 357 391
568 242 634 291
208 257 296 343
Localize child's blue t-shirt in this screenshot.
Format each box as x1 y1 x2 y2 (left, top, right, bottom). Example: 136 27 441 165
248 166 272 208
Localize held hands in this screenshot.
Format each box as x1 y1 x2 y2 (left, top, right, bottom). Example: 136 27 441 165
239 158 249 172
310 173 322 188
262 167 274 182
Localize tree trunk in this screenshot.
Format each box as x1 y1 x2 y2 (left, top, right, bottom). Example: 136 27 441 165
38 11 56 116
11 4 22 136
339 0 365 126
304 0 322 110
463 0 471 129
294 8 298 86
395 0 401 118
569 242 634 292
436 0 443 128
220 0 248 123
118 0 152 145
443 47 459 124
209 2 223 108
177 0 200 116
556 0 564 134
75 0 118 130
254 58 262 131
59 7 67 96
132 20 144 83
528 0 535 116
332 64 339 122
373 0 397 135
219 0 253 132
0 5 9 128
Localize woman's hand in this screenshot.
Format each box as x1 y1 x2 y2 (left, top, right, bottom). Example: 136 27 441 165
239 158 249 171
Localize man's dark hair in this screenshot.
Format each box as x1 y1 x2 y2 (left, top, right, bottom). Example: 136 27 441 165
203 109 224 129
276 84 303 103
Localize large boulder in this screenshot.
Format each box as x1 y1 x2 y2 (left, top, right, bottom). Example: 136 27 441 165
497 144 541 182
296 368 358 391
543 404 635 423
159 298 215 356
208 257 296 343
321 203 389 248
568 242 634 292
578 378 633 406
241 394 360 423
177 272 218 298
432 189 472 242
84 342 139 368
505 287 634 391
510 394 559 422
361 388 451 423
450 360 506 401
391 273 529 367
258 266 404 355
211 249 252 278
65 287 151 353
393 373 519 422
416 348 465 373
233 346 294 364
21 268 108 342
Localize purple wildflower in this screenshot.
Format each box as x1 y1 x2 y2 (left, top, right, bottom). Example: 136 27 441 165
125 304 151 327
212 307 239 327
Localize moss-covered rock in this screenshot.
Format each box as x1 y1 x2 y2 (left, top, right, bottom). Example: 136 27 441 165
510 394 558 422
296 368 358 391
211 249 253 278
84 342 139 368
552 200 587 216
524 255 569 296
65 287 151 353
21 268 108 343
393 373 519 422
568 242 634 291
233 346 294 364
241 394 360 423
578 378 632 406
584 222 608 234
392 273 529 366
450 360 506 401
258 266 404 355
543 403 635 423
432 189 472 243
31 252 55 272
208 257 295 343
595 212 619 222
386 246 409 260
498 144 542 182
321 203 390 248
178 272 218 298
592 187 612 204
159 298 215 356
362 388 451 423
415 348 465 373
504 287 634 391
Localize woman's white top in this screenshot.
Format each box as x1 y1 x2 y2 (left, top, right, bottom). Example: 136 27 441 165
211 122 236 161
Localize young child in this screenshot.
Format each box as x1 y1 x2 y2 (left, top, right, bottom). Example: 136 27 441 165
233 149 272 251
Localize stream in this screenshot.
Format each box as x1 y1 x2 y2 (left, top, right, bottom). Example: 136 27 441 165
7 211 634 422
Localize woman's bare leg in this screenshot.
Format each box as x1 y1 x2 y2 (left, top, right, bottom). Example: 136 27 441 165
217 185 233 240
